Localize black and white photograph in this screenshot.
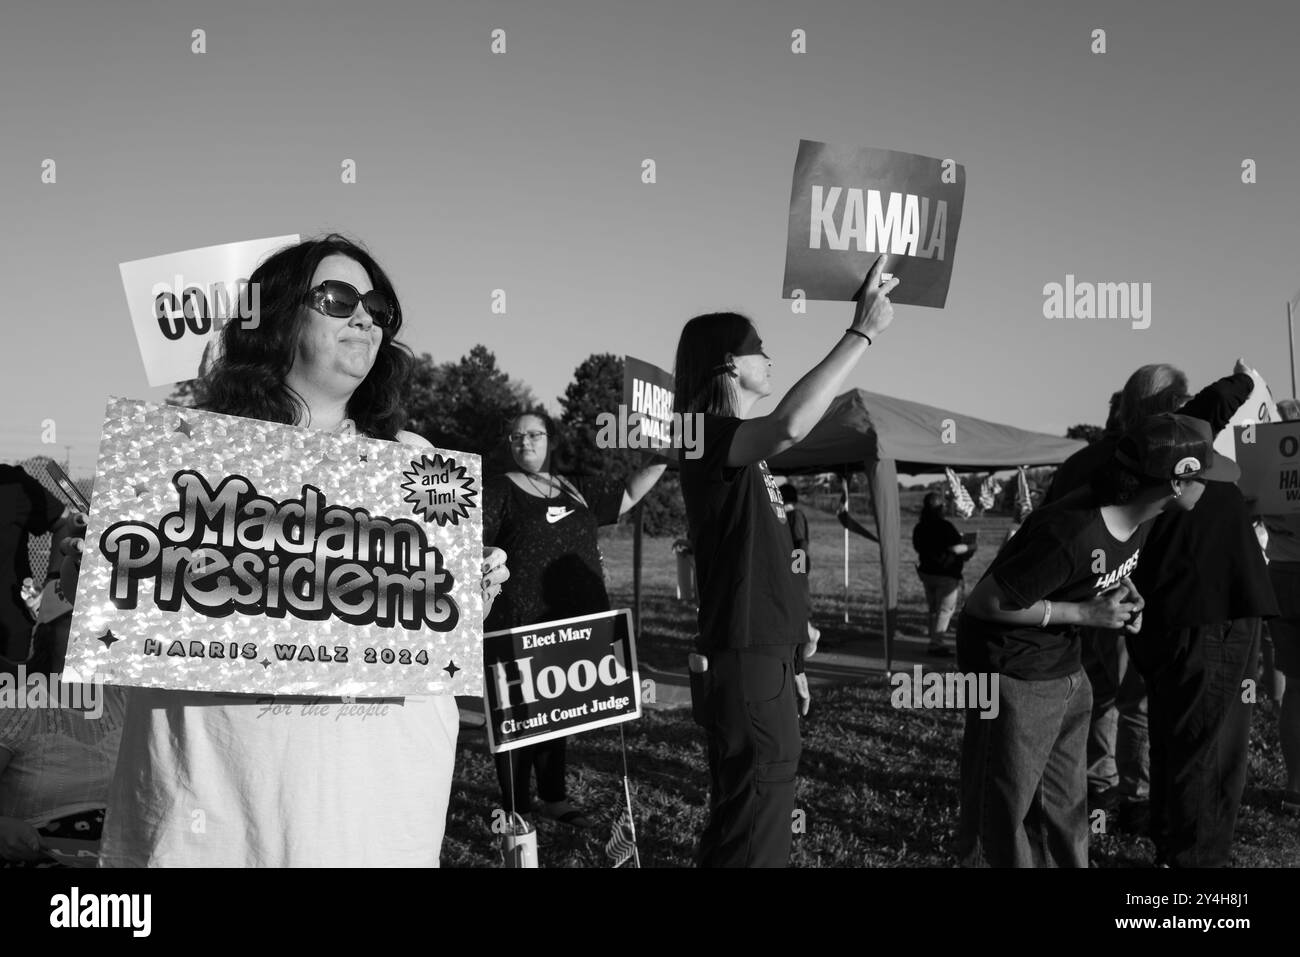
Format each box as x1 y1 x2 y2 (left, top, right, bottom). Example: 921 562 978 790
1 0 1295 938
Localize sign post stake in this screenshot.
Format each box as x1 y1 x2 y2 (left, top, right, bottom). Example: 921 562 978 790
1288 298 1297 400
632 504 643 635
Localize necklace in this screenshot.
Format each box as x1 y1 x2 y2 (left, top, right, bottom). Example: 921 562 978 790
521 470 558 500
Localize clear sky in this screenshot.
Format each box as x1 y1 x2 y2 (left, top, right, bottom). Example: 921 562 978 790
3 0 1298 477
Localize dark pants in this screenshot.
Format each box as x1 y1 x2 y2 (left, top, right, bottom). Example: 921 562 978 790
1081 629 1149 800
1130 619 1260 867
956 668 1092 867
494 736 567 813
692 648 801 868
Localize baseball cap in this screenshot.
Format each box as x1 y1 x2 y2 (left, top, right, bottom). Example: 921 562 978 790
1113 413 1240 482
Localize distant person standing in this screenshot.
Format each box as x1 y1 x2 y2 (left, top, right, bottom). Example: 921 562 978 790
912 492 975 657
0 466 66 662
780 483 819 657
1261 396 1300 816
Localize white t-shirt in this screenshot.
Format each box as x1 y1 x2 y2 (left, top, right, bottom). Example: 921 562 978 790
98 690 459 867
98 423 465 867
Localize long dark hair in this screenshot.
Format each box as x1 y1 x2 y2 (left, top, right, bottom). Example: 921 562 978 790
673 312 752 418
198 234 414 440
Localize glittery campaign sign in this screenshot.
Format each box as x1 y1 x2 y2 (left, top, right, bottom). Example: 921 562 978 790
65 398 483 697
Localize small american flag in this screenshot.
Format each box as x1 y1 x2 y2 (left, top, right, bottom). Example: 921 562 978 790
605 811 637 868
944 468 975 519
977 474 1002 512
1015 467 1034 520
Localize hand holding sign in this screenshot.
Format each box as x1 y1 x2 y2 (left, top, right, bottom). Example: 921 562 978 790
0 818 43 863
850 254 900 341
482 547 509 613
1216 359 1279 461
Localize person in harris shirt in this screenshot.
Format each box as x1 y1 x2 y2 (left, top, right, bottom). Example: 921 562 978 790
955 413 1237 867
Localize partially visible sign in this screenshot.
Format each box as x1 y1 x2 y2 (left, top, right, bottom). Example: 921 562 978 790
783 141 965 308
119 235 298 386
620 356 679 462
39 837 100 868
483 609 640 753
1236 420 1300 515
1215 364 1279 461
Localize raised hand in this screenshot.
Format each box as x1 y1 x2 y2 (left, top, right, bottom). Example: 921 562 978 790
850 254 901 340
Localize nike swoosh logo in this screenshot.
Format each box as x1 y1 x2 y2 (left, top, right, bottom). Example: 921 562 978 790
546 508 575 524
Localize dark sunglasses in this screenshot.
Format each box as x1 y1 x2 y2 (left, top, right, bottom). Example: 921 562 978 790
306 280 398 330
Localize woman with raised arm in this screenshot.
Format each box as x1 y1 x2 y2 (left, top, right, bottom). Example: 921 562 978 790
674 255 898 868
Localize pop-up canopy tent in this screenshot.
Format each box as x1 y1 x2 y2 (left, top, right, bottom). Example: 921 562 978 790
767 388 1086 670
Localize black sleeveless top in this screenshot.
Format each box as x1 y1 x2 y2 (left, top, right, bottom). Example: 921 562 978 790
482 474 624 630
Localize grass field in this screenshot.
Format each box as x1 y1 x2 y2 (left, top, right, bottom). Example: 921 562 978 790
443 492 1300 867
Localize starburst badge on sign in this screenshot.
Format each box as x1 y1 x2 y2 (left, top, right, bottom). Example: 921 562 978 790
401 454 479 526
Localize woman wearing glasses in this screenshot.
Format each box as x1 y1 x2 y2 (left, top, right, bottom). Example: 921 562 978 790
674 256 897 867
483 411 665 828
65 235 510 867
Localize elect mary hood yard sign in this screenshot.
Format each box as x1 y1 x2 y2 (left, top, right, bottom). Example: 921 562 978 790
483 609 641 753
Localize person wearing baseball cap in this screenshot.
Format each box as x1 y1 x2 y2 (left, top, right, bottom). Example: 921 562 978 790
955 410 1214 867
1112 413 1240 485
1043 366 1190 831
1128 366 1279 868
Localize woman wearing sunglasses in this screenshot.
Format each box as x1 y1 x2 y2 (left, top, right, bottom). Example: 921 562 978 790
483 410 665 829
674 255 897 867
63 234 510 867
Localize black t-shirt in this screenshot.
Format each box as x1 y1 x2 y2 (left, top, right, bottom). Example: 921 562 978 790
679 415 806 651
482 473 624 630
1125 372 1278 630
957 494 1148 680
913 517 964 577
1044 437 1117 505
0 466 64 652
787 507 812 614
1132 481 1277 630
